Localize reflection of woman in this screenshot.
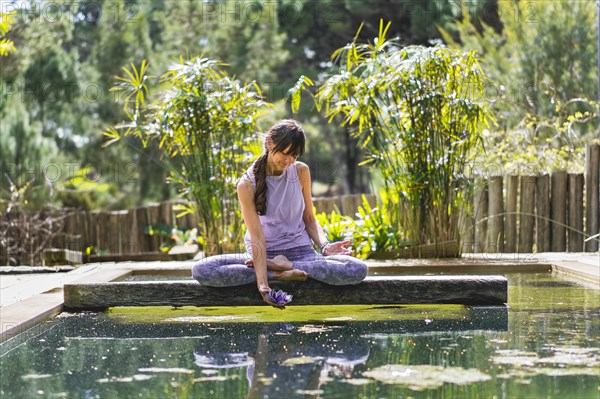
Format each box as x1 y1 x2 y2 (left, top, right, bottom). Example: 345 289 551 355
246 332 371 399
192 119 367 308
192 324 371 398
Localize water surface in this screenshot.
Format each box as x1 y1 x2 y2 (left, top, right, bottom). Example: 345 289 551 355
0 272 598 398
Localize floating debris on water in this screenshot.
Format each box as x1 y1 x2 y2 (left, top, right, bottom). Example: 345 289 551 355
21 374 52 380
281 356 325 366
363 364 491 390
137 367 194 374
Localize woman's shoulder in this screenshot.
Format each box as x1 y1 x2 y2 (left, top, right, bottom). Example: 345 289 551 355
294 161 310 180
294 161 309 173
238 162 257 185
237 171 255 190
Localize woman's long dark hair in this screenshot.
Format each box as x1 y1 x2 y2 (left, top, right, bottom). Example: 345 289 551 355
254 119 306 215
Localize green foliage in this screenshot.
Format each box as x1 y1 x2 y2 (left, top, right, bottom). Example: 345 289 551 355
479 97 599 174
292 21 492 254
55 167 115 210
0 1 502 213
0 98 59 209
0 12 16 56
22 47 78 131
353 193 408 259
442 1 599 173
441 1 597 128
314 193 414 260
153 0 289 88
145 224 199 252
105 57 268 254
314 206 353 244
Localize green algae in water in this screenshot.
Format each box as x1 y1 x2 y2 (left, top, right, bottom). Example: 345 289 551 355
106 304 470 324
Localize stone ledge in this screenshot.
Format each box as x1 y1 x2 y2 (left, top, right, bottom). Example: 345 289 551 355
64 275 508 310
0 266 76 274
0 292 63 343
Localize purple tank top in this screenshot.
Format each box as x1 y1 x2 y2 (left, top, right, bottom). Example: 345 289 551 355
243 162 313 253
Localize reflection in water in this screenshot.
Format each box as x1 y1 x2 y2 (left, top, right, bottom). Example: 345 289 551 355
193 323 372 397
0 306 510 398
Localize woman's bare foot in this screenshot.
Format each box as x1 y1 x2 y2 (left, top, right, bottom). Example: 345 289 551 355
266 255 293 271
272 269 309 281
245 255 291 269
246 256 299 275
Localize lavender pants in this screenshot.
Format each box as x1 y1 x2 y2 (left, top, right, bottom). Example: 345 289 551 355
192 245 368 287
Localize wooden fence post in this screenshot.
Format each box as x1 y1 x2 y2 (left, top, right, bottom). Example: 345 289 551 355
77 210 87 251
536 174 551 252
518 176 536 253
341 194 359 218
487 176 504 253
146 203 161 252
135 206 151 253
96 211 110 253
170 199 188 228
124 209 138 255
460 179 475 253
109 211 120 254
87 211 99 253
117 210 131 254
505 175 518 253
568 174 584 252
51 209 66 249
474 180 488 253
340 194 377 219
159 201 175 227
63 210 79 251
585 144 599 251
551 171 568 251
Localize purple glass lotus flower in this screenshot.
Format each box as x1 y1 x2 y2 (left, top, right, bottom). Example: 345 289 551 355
267 289 293 306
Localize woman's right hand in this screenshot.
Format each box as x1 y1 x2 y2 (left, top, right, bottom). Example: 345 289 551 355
258 284 285 310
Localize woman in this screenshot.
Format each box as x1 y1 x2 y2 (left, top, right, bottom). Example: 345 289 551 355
192 119 368 308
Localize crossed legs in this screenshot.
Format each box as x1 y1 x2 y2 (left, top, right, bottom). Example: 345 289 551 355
192 245 367 287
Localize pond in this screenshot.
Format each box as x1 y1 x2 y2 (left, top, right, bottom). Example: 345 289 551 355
0 272 598 398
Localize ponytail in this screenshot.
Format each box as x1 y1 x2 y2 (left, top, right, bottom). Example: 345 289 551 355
253 152 268 215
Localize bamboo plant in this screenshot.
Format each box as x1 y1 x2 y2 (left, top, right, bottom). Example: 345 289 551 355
291 21 493 256
105 57 267 255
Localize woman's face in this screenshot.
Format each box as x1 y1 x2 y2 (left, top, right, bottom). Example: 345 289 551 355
267 143 298 174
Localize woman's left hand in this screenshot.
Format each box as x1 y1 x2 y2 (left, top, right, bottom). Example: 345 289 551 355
323 240 352 256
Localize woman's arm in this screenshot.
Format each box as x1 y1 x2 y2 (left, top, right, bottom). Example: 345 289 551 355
297 163 351 256
237 178 283 308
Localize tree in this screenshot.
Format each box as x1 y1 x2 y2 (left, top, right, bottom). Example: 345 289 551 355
0 98 60 209
441 0 597 128
441 0 598 173
154 0 288 88
22 48 78 138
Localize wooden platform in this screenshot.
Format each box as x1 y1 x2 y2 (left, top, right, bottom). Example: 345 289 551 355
63 275 508 309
